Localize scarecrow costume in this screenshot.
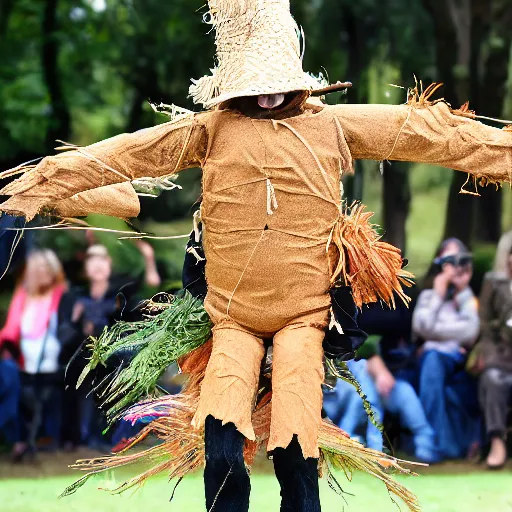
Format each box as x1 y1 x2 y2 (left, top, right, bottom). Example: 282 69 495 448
1 0 512 510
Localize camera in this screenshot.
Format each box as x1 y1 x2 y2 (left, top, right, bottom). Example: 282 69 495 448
433 253 472 270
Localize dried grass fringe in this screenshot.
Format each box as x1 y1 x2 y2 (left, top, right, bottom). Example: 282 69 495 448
62 339 420 511
328 203 414 309
406 80 512 190
60 341 213 498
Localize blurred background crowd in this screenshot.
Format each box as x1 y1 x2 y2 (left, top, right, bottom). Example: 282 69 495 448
324 232 512 469
0 231 165 460
0 0 511 476
0 226 511 471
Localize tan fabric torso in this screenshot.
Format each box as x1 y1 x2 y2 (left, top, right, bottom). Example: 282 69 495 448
200 108 351 335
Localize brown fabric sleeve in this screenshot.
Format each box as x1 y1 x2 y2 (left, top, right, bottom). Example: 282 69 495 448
52 182 141 219
0 114 208 219
331 102 512 185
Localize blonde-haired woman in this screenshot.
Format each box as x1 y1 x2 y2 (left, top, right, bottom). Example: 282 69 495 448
0 249 67 460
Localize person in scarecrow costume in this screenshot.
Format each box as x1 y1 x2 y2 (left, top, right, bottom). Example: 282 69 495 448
1 0 512 510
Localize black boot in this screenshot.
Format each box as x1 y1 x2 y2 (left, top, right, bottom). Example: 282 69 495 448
204 415 250 512
272 436 321 512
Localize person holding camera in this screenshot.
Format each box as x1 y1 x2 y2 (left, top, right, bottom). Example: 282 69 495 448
412 238 480 460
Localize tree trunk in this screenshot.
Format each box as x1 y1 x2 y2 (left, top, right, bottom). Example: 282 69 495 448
443 174 475 246
473 0 512 243
0 0 15 38
352 161 364 202
125 88 148 134
0 3 44 176
42 0 71 150
341 6 371 203
382 161 411 254
0 0 18 173
424 0 475 247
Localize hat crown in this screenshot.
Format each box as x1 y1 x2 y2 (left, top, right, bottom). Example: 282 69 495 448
209 0 300 53
208 0 291 22
190 0 321 107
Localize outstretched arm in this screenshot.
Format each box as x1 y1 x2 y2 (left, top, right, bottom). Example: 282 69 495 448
52 182 141 219
0 114 208 220
331 101 512 185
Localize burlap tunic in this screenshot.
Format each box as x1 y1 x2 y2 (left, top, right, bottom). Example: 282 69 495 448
200 109 348 331
1 101 511 457
195 109 349 456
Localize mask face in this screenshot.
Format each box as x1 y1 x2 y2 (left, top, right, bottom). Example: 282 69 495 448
257 94 285 109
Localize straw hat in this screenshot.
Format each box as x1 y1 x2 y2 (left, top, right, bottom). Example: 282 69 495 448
189 0 325 108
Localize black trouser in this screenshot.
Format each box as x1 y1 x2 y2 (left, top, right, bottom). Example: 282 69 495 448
204 416 321 512
61 364 83 446
19 373 62 451
479 368 512 437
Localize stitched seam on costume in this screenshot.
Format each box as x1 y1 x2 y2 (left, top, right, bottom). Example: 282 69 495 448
250 120 279 215
262 227 329 242
250 119 269 170
208 468 233 512
274 119 339 195
208 176 267 193
332 115 354 175
384 106 413 161
226 229 266 316
273 120 339 207
173 123 195 173
55 142 131 183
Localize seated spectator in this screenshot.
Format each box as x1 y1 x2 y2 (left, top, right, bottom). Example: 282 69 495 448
324 285 436 461
470 231 512 469
59 241 161 450
358 287 419 384
413 238 480 460
323 342 436 463
0 249 67 460
323 357 380 446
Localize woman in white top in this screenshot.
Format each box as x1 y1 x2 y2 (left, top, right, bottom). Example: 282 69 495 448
412 238 480 461
0 249 66 460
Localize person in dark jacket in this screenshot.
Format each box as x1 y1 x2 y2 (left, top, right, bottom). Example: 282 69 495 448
59 242 161 449
323 289 437 463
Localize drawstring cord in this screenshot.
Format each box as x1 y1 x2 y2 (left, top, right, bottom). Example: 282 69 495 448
266 178 278 215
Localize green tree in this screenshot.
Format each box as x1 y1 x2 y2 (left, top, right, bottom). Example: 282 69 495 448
423 0 511 247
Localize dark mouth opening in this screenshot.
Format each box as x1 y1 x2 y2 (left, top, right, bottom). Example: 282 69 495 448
220 91 308 119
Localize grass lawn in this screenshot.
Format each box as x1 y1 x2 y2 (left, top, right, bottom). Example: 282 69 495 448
2 458 512 512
